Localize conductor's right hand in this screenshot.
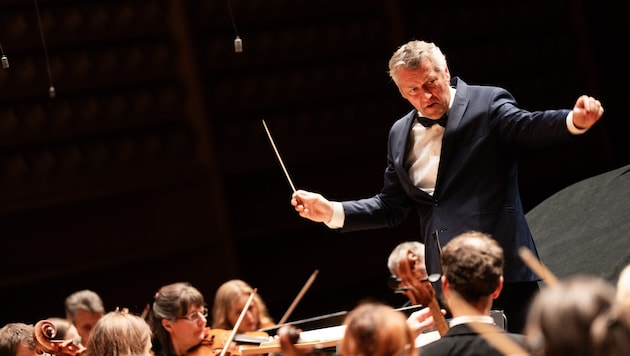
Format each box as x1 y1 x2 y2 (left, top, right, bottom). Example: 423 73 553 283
291 190 334 223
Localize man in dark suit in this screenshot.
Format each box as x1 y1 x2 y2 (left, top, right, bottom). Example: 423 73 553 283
419 231 527 355
290 40 605 333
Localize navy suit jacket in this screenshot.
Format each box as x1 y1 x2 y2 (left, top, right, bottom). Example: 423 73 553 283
340 77 573 283
419 323 527 356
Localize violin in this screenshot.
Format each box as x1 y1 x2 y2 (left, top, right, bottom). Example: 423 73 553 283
33 320 86 356
187 328 271 356
395 248 450 336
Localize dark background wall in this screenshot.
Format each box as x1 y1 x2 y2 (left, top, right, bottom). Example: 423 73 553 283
1 0 627 326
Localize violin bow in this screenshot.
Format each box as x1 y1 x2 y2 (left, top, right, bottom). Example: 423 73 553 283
518 247 559 286
219 288 258 356
262 119 297 193
140 303 151 320
278 269 319 325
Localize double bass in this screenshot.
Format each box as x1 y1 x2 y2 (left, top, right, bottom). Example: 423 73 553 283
395 248 449 336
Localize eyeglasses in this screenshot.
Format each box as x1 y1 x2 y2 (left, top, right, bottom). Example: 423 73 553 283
178 307 208 322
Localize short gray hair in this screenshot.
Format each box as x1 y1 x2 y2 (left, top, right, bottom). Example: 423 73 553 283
388 40 447 84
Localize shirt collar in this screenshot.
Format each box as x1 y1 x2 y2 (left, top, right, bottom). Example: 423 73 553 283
449 315 495 327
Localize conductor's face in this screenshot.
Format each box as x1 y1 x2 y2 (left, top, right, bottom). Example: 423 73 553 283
395 58 451 120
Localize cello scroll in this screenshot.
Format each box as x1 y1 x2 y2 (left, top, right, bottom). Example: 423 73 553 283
33 320 86 356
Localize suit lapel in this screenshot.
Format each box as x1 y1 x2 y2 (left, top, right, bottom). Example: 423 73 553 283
435 78 469 195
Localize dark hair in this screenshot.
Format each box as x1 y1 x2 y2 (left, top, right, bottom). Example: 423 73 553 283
148 282 205 355
440 231 504 302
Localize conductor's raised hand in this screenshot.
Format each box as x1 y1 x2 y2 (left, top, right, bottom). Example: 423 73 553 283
572 95 604 129
291 190 334 223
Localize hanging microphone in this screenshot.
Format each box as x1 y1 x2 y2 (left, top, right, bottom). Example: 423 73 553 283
228 0 243 53
234 36 243 53
0 43 8 69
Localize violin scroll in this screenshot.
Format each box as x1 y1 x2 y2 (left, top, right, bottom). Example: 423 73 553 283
33 320 86 356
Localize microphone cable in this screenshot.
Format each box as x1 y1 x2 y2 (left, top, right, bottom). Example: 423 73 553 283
227 0 242 53
34 0 55 98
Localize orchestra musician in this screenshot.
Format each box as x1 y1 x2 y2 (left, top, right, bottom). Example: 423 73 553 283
524 275 630 356
419 231 528 356
82 308 152 356
147 282 212 356
211 280 275 333
388 241 428 282
64 289 105 346
0 323 39 356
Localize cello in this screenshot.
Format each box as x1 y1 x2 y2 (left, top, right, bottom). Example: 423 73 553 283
395 248 449 336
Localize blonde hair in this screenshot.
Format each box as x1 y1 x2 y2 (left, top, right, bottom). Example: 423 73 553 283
84 309 152 356
211 279 274 331
340 302 417 356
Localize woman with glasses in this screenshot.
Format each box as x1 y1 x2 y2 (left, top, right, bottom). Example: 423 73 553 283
148 282 210 356
211 279 275 334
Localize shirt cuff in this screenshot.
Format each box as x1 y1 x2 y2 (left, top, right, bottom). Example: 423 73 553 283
566 111 588 135
324 201 345 229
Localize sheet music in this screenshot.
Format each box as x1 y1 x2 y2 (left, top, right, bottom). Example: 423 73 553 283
415 330 441 347
297 325 346 343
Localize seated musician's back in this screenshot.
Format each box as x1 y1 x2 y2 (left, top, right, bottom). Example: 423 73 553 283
419 231 528 356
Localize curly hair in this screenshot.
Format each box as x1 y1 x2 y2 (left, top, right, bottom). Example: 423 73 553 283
440 231 504 303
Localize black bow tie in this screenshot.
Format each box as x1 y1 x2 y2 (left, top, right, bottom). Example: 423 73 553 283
417 114 448 128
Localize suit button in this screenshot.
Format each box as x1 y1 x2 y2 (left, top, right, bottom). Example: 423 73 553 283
433 200 439 206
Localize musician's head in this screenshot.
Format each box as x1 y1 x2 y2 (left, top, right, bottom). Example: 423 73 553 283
387 241 427 279
64 289 105 346
440 231 504 309
83 309 152 356
211 279 274 333
524 275 629 356
0 322 38 356
149 282 207 355
340 301 418 356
